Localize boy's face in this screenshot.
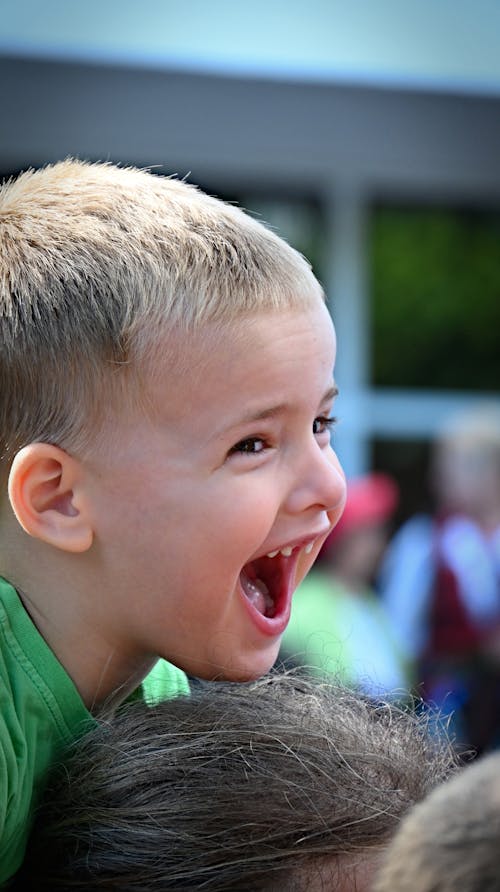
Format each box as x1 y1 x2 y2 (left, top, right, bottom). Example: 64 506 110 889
84 300 345 680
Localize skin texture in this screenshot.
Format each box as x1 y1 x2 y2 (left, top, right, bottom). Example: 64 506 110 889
10 303 346 700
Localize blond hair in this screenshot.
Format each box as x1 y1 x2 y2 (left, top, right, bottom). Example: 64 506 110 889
0 158 323 471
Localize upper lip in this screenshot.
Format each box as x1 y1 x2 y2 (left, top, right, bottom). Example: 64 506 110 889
253 526 332 561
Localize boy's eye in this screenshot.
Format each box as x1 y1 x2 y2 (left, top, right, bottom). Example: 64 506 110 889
229 437 266 455
313 415 337 436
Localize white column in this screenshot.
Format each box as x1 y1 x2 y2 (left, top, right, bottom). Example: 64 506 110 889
324 183 371 479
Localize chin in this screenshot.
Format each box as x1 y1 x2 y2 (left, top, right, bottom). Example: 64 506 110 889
192 646 281 683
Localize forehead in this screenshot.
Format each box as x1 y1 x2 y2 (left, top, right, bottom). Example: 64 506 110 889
144 302 336 412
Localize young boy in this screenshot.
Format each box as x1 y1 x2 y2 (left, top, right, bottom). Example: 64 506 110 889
0 158 346 883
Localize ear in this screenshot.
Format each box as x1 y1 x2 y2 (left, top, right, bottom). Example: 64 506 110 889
8 443 93 553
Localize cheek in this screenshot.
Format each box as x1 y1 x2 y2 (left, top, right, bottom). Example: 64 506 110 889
157 485 278 587
205 481 278 538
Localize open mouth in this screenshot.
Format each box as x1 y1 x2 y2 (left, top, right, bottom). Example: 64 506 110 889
240 550 300 619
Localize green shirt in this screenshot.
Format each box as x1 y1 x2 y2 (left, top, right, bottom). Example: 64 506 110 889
0 576 189 885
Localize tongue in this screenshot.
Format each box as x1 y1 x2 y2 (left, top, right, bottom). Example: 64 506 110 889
241 573 274 617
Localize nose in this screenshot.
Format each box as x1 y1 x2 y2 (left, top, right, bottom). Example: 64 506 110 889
285 441 346 520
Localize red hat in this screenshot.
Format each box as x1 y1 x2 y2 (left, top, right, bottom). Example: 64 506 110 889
321 472 399 554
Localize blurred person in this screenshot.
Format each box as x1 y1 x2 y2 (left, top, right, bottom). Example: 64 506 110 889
378 403 500 754
374 749 500 892
14 672 460 892
279 473 413 700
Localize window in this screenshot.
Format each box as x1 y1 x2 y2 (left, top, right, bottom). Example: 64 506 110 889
371 204 500 391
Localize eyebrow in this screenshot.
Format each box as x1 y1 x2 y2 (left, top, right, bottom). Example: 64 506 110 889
236 385 339 425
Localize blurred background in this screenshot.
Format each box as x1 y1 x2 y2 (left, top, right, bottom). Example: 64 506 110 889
2 0 499 523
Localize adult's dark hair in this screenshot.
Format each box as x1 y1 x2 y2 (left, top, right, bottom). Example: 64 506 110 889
16 673 460 891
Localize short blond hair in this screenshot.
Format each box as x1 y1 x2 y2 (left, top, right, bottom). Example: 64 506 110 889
0 158 323 471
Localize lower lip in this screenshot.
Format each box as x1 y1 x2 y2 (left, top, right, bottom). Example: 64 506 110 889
239 587 293 636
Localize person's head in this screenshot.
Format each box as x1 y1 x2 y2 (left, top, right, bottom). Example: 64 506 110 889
317 472 398 587
17 672 460 892
430 403 500 526
0 159 346 685
374 750 500 892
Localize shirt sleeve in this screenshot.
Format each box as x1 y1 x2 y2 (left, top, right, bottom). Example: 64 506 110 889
140 658 190 705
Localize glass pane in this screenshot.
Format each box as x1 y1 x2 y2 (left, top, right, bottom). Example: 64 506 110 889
370 204 500 391
372 436 433 528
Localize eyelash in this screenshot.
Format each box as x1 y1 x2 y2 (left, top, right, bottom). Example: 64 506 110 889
230 416 338 456
313 415 337 435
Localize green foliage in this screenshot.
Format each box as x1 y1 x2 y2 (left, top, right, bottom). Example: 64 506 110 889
370 206 500 390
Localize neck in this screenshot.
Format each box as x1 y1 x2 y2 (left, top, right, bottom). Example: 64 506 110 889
2 531 156 711
16 582 156 711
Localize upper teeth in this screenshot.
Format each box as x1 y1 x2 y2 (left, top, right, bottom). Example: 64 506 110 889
266 541 315 559
266 547 292 558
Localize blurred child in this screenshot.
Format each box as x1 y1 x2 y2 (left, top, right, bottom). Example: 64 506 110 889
379 404 500 752
279 472 412 699
0 159 346 882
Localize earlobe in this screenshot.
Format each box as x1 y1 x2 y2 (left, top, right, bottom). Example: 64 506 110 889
8 443 93 553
